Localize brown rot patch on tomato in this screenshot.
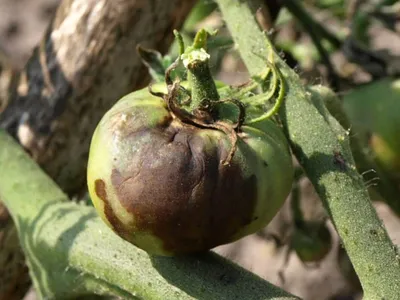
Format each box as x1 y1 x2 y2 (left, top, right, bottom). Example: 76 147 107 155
109 124 258 254
94 179 130 239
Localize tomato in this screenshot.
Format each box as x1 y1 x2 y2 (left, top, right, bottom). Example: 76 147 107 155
87 81 293 256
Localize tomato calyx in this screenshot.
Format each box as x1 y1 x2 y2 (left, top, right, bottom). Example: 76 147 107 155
148 30 247 165
149 74 245 165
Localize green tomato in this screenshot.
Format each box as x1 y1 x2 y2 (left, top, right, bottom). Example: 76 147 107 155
87 83 293 256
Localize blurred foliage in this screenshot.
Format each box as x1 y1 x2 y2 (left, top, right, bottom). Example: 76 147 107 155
343 78 400 179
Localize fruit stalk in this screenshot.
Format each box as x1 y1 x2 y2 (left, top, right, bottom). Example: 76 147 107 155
180 29 220 111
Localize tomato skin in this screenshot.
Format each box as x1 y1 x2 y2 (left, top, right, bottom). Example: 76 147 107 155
87 84 293 256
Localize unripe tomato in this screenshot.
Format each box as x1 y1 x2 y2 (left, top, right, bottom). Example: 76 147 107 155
87 83 293 256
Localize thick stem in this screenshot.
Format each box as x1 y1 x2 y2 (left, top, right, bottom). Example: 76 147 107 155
310 85 400 216
181 29 220 112
186 61 220 111
216 0 400 298
0 129 299 300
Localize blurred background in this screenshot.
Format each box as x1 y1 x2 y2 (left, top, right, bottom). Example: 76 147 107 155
1 0 400 299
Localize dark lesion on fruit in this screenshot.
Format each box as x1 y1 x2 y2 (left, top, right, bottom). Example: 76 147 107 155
94 179 131 240
109 131 258 254
164 81 246 166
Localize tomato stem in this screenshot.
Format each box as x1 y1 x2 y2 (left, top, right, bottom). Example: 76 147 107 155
179 29 220 113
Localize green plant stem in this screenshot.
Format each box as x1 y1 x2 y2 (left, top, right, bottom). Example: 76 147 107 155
0 129 298 300
216 0 400 298
187 60 220 110
311 84 400 216
181 29 220 111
